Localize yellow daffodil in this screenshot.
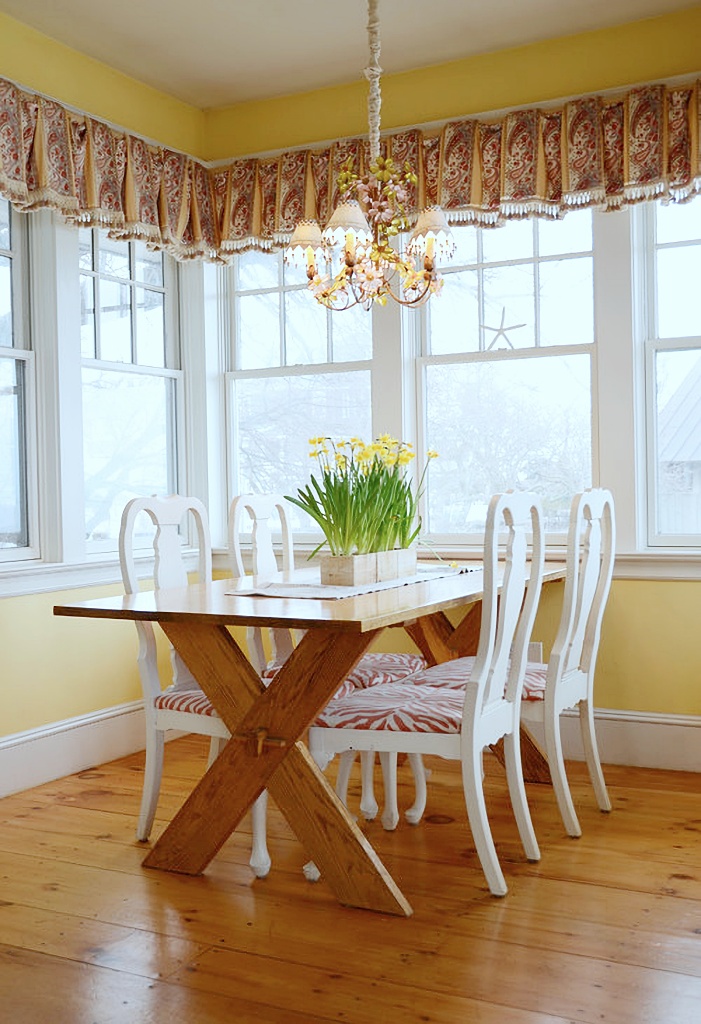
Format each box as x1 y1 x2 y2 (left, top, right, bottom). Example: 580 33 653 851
289 435 439 557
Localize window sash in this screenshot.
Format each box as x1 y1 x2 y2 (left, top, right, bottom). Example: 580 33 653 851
645 337 701 547
0 203 38 563
643 203 701 548
80 231 182 554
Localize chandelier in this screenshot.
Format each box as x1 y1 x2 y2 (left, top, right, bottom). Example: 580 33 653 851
283 0 455 311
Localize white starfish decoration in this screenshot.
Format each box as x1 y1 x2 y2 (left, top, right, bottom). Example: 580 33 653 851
482 307 527 350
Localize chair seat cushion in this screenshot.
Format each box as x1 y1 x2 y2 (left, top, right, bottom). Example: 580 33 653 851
345 651 427 688
406 656 548 701
313 682 466 733
522 662 547 700
155 686 218 717
262 665 357 700
406 656 476 688
262 651 426 701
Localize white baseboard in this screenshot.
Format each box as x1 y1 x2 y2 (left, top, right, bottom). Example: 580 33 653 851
527 708 701 773
0 701 147 798
0 703 698 799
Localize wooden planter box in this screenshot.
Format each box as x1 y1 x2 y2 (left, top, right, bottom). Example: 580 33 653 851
320 548 417 587
376 547 417 582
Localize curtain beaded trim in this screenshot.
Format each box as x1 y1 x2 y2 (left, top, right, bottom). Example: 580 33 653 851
1 75 700 262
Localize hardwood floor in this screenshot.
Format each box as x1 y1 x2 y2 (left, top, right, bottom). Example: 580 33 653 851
0 736 699 1023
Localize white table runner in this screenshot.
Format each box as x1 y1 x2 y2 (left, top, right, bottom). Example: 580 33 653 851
227 563 481 600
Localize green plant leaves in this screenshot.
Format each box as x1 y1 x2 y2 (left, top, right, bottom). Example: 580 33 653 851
285 436 433 557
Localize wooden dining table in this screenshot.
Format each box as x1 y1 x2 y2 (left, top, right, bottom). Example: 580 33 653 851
54 560 565 918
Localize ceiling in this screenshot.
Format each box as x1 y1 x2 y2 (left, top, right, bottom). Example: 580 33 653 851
0 0 697 109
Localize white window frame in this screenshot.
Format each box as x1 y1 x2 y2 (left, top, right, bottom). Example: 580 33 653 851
0 212 210 596
637 202 701 549
75 226 183 555
225 252 380 549
224 206 701 579
0 202 39 563
415 214 596 549
3 198 698 593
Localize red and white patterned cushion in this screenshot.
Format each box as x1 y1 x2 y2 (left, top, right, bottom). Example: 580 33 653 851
403 656 548 701
262 651 426 701
313 682 466 733
261 664 356 701
406 656 476 688
345 651 426 688
521 662 547 701
154 686 218 717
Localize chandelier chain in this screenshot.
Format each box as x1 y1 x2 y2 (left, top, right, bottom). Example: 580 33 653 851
364 0 382 163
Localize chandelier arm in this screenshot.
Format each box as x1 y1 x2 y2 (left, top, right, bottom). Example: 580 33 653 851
364 0 382 163
317 284 433 312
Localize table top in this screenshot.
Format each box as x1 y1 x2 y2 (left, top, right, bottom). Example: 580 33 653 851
54 561 566 634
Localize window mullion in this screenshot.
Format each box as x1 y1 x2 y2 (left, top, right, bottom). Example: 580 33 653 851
594 206 638 551
130 243 138 363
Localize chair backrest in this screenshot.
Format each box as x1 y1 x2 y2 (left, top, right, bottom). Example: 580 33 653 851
119 494 212 694
228 493 296 675
548 488 615 691
471 491 545 710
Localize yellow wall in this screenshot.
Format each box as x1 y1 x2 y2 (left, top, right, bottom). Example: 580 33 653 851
0 12 203 156
0 9 700 737
1 586 142 735
596 581 701 715
204 6 701 159
532 580 701 717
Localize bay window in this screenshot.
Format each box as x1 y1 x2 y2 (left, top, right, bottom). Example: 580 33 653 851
227 199 701 560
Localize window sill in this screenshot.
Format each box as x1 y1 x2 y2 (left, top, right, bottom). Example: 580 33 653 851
1 545 699 599
0 550 203 598
213 545 701 582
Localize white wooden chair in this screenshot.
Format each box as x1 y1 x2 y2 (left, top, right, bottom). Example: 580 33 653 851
385 488 616 838
119 494 228 844
228 492 428 870
308 491 545 896
520 488 615 836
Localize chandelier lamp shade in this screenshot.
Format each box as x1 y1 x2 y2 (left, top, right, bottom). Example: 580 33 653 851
284 0 455 311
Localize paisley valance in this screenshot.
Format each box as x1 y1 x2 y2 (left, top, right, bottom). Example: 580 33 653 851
1 74 700 261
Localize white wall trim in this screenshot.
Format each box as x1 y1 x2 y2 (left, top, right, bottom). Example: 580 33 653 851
0 703 697 800
528 707 701 773
0 701 147 798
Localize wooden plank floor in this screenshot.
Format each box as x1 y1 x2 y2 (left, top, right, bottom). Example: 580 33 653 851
0 736 699 1023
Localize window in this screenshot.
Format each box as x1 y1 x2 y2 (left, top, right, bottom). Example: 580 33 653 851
5 190 697 588
0 198 34 561
420 212 594 537
229 250 373 531
645 200 701 546
228 215 596 545
79 231 179 550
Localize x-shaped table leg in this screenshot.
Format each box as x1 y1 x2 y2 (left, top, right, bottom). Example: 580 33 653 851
142 620 413 917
